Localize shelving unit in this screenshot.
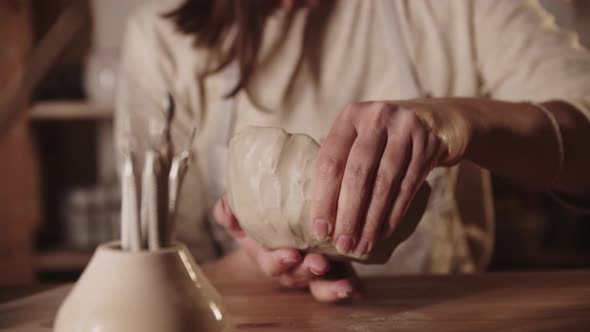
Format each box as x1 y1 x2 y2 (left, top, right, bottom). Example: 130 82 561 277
29 100 113 121
35 249 93 273
30 100 115 278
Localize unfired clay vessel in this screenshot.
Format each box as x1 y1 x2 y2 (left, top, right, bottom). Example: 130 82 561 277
227 126 431 264
54 242 230 332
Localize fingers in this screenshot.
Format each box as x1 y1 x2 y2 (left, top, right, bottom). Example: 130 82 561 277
237 240 362 304
256 247 302 278
332 122 386 254
308 263 363 303
309 279 358 303
298 253 331 277
279 253 330 288
258 249 301 278
310 114 357 242
312 102 437 257
384 118 438 238
236 236 302 277
213 195 244 238
356 130 411 255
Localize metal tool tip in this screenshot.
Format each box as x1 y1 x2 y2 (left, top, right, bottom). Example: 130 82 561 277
184 126 197 152
165 92 175 117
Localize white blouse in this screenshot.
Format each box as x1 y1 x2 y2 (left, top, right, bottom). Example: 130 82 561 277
115 0 590 275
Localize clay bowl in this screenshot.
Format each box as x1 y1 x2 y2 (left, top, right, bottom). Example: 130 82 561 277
227 126 431 264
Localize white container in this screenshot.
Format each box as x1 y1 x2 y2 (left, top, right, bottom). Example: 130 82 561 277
55 241 231 332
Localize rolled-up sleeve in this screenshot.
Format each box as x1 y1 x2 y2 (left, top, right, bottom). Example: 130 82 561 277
474 0 590 212
474 0 590 119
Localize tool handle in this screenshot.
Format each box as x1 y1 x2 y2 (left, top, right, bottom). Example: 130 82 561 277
141 151 164 251
121 154 141 251
167 154 190 245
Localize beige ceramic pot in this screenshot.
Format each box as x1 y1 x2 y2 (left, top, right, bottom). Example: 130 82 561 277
54 241 230 332
227 126 431 264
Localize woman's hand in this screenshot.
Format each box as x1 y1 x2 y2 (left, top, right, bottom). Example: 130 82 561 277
310 100 470 256
213 196 363 303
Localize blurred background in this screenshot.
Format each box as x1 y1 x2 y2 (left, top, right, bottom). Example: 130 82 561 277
1 0 589 286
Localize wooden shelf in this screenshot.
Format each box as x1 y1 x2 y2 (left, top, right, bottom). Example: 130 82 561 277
35 248 93 273
29 100 113 121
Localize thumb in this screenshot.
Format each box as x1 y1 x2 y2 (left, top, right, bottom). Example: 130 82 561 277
214 195 245 238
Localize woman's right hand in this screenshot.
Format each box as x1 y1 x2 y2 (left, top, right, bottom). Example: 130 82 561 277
213 195 363 303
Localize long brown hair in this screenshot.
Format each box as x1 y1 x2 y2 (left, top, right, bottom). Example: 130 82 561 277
164 0 277 97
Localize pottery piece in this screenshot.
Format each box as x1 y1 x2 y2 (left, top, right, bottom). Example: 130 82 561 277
226 126 431 264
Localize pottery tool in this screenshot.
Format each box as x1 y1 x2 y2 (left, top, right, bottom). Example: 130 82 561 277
142 150 163 251
120 93 195 251
167 127 197 245
161 92 175 162
138 93 173 249
155 93 176 247
120 151 141 251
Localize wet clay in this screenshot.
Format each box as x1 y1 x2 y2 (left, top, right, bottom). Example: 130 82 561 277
226 126 430 264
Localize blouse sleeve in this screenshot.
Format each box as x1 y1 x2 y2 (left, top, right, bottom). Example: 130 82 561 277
473 0 590 212
115 7 220 261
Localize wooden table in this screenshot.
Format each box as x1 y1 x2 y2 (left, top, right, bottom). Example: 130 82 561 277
1 270 589 331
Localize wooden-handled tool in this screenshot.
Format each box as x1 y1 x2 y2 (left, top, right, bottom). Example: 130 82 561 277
120 93 195 251
120 152 141 251
167 127 196 246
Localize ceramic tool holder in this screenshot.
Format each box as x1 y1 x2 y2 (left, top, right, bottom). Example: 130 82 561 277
54 242 230 332
54 95 230 332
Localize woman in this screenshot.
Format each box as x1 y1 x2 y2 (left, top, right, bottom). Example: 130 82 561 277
115 0 590 302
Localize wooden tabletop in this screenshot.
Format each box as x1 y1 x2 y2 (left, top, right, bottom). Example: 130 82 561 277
1 270 589 331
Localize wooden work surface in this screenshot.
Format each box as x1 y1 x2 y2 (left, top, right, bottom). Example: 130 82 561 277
1 270 589 331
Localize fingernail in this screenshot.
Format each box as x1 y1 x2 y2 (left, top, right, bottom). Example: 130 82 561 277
337 291 352 299
309 268 323 276
335 235 353 254
355 238 372 256
279 252 300 265
309 261 329 276
313 218 331 241
282 257 299 265
222 198 231 215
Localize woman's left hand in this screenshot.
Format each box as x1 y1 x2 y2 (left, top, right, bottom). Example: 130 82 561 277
310 100 470 256
213 196 363 302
